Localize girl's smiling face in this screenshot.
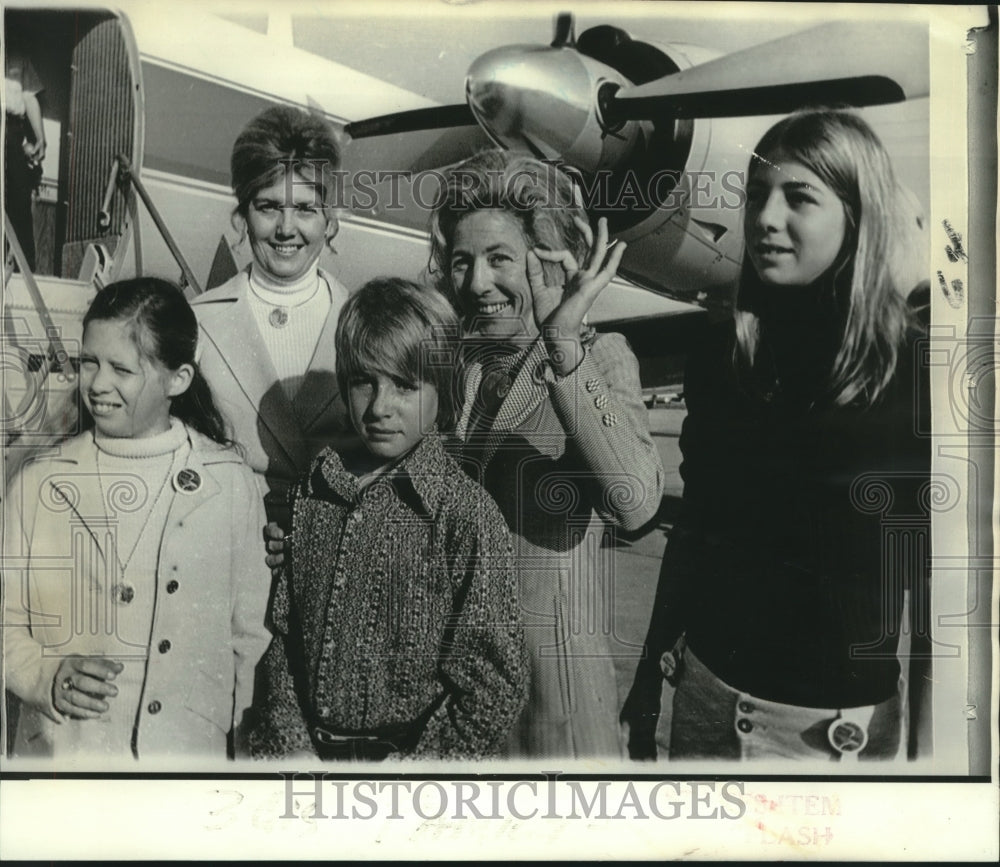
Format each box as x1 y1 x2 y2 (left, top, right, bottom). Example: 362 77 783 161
80 319 191 439
744 152 848 289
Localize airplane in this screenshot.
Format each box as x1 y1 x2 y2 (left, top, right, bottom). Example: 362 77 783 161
2 2 930 447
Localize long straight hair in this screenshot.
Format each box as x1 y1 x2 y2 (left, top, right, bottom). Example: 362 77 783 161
735 110 915 407
82 278 234 445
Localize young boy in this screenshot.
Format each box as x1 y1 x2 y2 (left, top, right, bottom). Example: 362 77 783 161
247 278 527 761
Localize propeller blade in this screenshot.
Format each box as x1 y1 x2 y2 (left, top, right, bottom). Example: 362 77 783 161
551 12 575 48
613 20 928 120
345 104 476 139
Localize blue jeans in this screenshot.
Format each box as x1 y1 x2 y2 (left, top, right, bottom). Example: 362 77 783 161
670 646 904 761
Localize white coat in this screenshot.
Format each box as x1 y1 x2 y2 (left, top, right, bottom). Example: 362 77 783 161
2 426 272 763
191 269 354 527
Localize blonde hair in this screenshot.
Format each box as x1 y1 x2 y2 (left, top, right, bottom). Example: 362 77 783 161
335 278 461 430
735 110 915 407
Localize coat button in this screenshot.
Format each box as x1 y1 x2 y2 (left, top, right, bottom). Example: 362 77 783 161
166 580 179 594
586 378 600 393
738 700 754 714
601 412 618 427
158 640 171 654
148 700 162 714
737 718 753 733
594 394 608 409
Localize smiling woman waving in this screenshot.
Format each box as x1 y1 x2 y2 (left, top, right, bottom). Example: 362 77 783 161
429 150 665 759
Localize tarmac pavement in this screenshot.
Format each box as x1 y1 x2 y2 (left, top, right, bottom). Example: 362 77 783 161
606 404 685 755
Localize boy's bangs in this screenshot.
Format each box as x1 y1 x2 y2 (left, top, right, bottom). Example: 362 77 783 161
346 321 423 385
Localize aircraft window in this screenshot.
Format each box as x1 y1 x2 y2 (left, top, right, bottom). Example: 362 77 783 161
142 63 286 188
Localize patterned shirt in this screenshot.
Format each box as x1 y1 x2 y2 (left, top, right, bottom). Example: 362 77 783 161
248 434 528 760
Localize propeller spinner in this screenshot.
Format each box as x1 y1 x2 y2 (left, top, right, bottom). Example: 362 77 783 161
464 28 646 174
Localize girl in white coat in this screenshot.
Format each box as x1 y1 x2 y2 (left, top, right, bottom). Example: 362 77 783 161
3 278 271 764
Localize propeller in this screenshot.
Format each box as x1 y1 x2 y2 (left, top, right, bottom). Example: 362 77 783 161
463 42 646 173
342 12 581 143
344 15 928 179
610 20 928 122
342 14 927 312
345 103 475 139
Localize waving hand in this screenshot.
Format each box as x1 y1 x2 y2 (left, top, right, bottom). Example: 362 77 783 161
527 216 626 377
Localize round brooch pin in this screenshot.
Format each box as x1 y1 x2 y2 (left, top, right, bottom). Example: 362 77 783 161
827 718 868 755
173 468 202 494
269 307 289 328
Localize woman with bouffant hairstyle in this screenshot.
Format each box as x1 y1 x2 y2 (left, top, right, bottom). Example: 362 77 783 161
193 105 353 531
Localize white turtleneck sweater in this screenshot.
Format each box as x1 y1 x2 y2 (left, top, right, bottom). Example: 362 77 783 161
89 418 189 754
247 264 332 402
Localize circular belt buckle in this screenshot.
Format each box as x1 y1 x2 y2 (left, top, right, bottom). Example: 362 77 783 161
827 718 868 755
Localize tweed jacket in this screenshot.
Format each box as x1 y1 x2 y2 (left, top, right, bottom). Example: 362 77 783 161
248 434 528 760
455 332 664 758
2 426 272 762
191 268 355 527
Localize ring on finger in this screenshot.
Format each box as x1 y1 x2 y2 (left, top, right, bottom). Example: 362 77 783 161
61 676 74 692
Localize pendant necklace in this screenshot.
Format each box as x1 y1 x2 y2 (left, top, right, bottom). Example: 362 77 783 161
264 277 322 329
96 449 174 606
